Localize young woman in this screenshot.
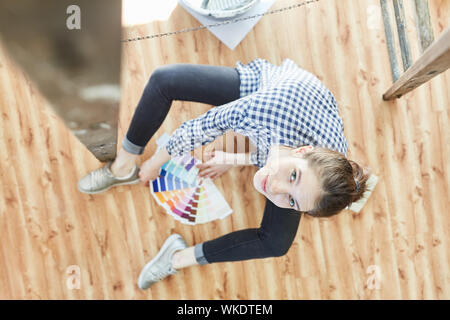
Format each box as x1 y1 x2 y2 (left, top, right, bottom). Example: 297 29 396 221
77 59 369 289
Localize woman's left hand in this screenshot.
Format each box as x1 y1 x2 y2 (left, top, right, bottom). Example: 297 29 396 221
196 150 234 180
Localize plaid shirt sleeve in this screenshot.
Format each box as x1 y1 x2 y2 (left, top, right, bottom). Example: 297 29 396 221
235 59 266 97
166 100 248 157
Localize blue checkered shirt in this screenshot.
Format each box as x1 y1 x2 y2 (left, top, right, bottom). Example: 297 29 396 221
166 58 348 168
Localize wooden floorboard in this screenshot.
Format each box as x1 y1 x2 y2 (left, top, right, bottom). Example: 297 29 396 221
0 0 448 299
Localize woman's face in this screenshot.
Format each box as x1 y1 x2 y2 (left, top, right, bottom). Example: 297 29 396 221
253 145 322 212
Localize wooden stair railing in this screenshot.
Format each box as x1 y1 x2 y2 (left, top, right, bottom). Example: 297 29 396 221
380 0 450 100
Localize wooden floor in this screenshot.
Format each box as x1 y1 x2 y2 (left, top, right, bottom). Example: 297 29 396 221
0 0 449 299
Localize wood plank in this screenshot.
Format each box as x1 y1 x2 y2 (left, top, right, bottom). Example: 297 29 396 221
380 0 402 81
383 26 450 99
414 0 435 52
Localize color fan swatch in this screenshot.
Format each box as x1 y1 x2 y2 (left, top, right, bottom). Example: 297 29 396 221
150 154 233 225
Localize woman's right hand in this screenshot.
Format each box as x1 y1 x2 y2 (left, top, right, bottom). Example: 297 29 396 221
139 156 162 186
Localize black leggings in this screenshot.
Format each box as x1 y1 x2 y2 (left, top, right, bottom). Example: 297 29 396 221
122 64 302 264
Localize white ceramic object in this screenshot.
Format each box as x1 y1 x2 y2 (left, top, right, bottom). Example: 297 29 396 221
180 0 260 19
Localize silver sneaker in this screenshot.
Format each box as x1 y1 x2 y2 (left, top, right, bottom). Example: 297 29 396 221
77 161 140 194
138 234 188 290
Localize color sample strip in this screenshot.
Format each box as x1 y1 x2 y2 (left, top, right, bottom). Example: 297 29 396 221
157 190 183 207
197 179 233 223
170 188 197 223
195 186 209 222
151 187 194 208
168 186 200 225
178 185 201 214
184 156 196 171
161 155 200 185
152 171 196 192
172 186 197 224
